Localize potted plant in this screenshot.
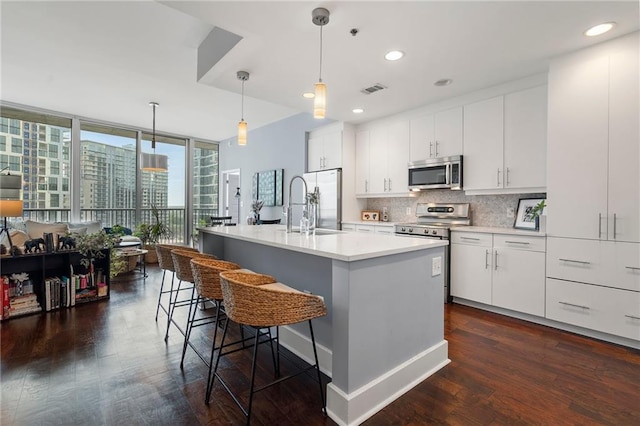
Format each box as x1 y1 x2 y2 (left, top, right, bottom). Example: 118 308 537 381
74 230 126 279
134 204 172 264
530 200 547 231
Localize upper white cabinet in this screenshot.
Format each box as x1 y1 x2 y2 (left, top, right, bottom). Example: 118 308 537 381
307 124 343 172
463 85 547 194
409 107 463 162
355 120 410 197
547 33 639 242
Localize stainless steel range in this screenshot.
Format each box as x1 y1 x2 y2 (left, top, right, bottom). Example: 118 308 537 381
395 203 471 302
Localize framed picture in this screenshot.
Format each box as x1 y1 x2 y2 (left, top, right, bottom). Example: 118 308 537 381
514 198 546 231
361 210 380 222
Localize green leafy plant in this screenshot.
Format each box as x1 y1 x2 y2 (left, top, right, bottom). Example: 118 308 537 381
134 204 172 246
74 230 125 278
110 224 127 237
530 200 547 219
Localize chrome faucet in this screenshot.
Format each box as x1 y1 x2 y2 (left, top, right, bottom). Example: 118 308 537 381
285 175 308 233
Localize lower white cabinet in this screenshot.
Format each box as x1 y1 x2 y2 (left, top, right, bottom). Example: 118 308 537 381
342 222 395 234
451 231 545 316
546 278 640 341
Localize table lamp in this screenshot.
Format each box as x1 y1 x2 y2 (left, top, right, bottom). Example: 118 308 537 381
0 173 24 251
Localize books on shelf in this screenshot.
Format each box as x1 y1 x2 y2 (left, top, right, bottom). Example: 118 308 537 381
2 274 42 319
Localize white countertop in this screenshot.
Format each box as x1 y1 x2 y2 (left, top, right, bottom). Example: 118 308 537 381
451 225 546 237
199 224 447 262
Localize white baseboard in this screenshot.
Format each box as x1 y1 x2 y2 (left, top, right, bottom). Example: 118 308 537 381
278 325 333 377
325 340 449 426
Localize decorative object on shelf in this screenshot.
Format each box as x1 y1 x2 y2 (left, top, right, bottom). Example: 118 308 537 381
311 7 330 119
141 101 168 172
237 70 250 146
24 238 45 253
57 235 76 251
0 171 23 254
382 207 389 222
250 199 264 224
234 187 241 223
514 197 546 231
361 210 381 222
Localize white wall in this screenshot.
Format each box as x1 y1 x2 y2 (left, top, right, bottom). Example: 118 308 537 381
219 112 331 222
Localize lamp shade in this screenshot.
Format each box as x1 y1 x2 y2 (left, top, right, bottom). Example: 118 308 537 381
0 174 21 190
238 120 247 146
0 200 23 217
141 153 168 172
313 82 326 119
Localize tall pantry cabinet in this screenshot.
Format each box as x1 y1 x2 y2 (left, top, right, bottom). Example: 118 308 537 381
546 32 640 345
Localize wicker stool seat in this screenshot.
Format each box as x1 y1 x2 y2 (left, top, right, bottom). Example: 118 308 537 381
211 270 327 423
165 249 217 341
154 244 199 325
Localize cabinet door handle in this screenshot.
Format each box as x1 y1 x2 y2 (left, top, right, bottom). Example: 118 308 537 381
388 178 392 191
559 258 591 265
505 240 530 245
598 213 603 239
485 249 489 269
497 168 501 186
429 142 433 157
383 178 388 192
625 266 640 271
320 157 323 169
435 140 439 157
624 314 640 320
365 180 368 192
460 237 481 241
613 213 617 240
559 301 590 310
506 167 510 186
494 250 498 270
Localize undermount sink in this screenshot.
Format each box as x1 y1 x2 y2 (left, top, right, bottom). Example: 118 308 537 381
283 228 341 235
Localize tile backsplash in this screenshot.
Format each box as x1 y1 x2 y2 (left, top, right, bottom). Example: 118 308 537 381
367 190 546 228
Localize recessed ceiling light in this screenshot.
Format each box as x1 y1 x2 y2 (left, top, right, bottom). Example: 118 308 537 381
303 92 315 99
434 78 453 87
384 50 404 61
352 108 364 114
584 22 616 37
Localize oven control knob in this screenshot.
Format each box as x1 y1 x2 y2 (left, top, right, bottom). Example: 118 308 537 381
423 229 429 234
432 230 438 235
408 228 413 233
400 227 406 232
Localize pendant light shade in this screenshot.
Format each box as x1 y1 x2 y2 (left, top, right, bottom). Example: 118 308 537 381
142 101 167 172
313 82 327 119
312 8 330 119
237 70 250 146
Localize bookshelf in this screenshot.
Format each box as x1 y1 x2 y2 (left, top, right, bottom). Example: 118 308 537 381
1 249 110 320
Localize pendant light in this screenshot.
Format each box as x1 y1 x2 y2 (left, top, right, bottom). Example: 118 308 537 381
237 70 249 146
312 7 330 119
141 101 168 172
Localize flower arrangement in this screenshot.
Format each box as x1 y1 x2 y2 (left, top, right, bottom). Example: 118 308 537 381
73 230 126 278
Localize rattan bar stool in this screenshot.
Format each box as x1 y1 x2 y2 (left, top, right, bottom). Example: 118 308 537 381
154 244 199 324
167 248 217 341
211 270 327 423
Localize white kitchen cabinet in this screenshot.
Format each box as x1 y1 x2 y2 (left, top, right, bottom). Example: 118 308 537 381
546 278 640 341
451 231 545 316
355 120 410 197
373 224 394 234
450 233 493 304
547 33 639 242
307 126 343 172
492 235 546 316
341 223 356 232
355 130 370 195
409 107 463 162
463 86 547 194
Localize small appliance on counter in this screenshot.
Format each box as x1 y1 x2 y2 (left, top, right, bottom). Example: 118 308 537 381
382 207 389 222
408 155 463 191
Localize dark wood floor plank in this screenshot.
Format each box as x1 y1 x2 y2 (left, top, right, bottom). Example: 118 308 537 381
2 265 639 425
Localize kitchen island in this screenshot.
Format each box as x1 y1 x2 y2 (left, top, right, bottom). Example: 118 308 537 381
199 225 449 426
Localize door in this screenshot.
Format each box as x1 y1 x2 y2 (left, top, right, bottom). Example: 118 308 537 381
221 169 241 224
450 243 492 304
434 107 463 159
369 125 388 194
355 130 370 195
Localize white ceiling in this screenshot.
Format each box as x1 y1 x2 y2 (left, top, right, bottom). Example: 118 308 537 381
1 1 638 142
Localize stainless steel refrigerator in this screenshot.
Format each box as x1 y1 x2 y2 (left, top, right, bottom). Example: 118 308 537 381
303 168 342 230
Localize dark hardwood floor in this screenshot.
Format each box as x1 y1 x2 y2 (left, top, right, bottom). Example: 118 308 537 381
1 264 639 425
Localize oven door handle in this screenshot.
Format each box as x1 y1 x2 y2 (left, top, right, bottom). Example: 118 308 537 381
445 163 451 185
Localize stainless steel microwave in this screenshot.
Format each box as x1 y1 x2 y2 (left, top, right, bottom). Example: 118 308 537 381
408 155 463 191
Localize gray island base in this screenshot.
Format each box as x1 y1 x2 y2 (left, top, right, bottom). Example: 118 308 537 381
200 225 449 426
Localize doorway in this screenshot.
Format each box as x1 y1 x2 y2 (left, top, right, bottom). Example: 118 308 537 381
221 169 241 224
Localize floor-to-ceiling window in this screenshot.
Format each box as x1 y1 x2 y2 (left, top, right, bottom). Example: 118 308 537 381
0 107 72 222
1 105 219 245
79 123 138 228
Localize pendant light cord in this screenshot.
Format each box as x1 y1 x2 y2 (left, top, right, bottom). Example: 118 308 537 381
241 79 245 121
318 25 323 82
